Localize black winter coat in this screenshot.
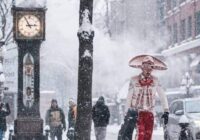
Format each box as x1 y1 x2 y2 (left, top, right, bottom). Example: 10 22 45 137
0 103 10 131
92 103 110 127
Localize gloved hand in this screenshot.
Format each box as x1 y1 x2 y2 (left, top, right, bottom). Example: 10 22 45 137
161 112 169 125
124 109 138 123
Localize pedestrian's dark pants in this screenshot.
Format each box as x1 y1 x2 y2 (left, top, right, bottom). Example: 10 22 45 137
0 128 4 140
94 127 107 140
50 126 62 140
136 111 154 140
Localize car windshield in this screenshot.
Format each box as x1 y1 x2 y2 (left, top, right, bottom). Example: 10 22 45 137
167 94 186 104
185 100 200 113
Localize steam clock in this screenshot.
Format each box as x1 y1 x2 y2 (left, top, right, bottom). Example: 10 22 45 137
12 5 46 140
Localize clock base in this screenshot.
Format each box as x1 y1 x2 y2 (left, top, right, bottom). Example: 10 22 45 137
12 135 46 140
12 117 47 140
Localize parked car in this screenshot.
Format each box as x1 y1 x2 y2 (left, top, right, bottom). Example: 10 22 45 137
165 88 186 105
165 98 200 140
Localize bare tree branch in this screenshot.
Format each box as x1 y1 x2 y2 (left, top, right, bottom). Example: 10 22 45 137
5 27 12 43
0 0 13 44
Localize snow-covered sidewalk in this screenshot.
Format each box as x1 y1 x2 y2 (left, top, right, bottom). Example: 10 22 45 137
4 124 164 140
91 124 164 140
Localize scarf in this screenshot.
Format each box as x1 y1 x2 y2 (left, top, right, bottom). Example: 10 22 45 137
139 74 153 87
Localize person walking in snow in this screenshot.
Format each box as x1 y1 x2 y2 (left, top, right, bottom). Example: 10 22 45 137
0 94 10 140
67 98 77 140
92 96 110 140
125 55 169 140
45 99 66 140
68 99 77 129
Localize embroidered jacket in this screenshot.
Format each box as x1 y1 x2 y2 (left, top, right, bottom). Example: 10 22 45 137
126 74 169 112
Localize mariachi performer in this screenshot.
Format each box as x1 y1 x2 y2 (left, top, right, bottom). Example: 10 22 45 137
123 55 169 140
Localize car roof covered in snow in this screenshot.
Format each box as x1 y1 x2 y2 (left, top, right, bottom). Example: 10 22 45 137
171 97 200 103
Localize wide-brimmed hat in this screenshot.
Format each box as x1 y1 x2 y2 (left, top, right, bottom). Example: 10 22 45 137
129 55 167 70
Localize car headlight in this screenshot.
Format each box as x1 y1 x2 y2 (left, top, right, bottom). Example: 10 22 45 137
194 120 200 127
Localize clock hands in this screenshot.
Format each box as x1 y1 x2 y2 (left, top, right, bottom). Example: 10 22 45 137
30 24 37 27
24 17 32 28
19 15 41 37
24 17 38 28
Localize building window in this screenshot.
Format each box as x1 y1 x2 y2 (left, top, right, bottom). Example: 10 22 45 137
196 11 200 36
168 25 172 45
187 16 192 38
173 23 178 43
172 0 177 8
167 0 172 11
180 0 186 4
160 6 164 20
180 19 186 41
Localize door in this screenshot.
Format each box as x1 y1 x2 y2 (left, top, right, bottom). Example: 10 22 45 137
168 101 183 140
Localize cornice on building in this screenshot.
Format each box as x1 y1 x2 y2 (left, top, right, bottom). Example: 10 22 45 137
162 38 200 56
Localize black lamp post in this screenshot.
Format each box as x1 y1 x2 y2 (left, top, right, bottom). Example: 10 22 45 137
75 0 94 139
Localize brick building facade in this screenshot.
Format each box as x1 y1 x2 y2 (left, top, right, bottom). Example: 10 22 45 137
165 0 200 48
161 0 200 87
109 0 158 41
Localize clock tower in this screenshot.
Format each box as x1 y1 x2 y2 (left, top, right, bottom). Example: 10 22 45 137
12 5 46 140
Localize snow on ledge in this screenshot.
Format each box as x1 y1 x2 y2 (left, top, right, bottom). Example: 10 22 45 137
17 0 46 8
162 38 200 56
82 49 92 58
78 9 94 40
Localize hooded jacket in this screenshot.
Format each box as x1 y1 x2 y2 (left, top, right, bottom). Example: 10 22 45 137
92 97 110 127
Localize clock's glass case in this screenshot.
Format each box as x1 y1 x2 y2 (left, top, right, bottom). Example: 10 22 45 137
23 53 34 108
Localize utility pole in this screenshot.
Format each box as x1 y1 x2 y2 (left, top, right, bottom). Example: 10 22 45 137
75 0 94 139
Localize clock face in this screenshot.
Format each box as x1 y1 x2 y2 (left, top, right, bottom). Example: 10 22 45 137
18 15 41 37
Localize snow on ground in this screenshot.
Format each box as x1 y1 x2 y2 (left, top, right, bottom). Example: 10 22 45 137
4 124 163 140
91 124 164 140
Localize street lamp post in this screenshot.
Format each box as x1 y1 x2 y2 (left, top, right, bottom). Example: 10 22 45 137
181 72 194 97
75 0 94 139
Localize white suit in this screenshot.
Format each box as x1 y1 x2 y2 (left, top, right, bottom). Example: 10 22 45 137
126 74 169 113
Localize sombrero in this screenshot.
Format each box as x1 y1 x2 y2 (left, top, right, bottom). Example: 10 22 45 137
129 55 167 70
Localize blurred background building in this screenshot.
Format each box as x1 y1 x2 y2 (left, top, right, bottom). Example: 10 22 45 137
160 0 200 87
